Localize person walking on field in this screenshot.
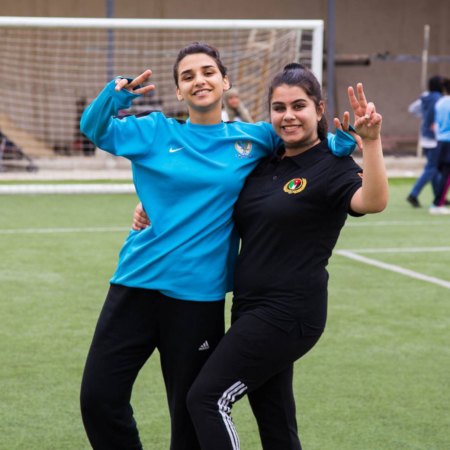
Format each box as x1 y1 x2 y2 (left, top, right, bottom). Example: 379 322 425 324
79 42 357 450
430 77 450 214
406 75 443 208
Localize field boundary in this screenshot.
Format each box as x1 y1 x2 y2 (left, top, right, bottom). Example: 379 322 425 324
0 227 130 234
0 184 135 194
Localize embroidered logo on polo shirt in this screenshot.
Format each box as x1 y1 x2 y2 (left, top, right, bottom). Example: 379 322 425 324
283 178 307 194
235 141 253 159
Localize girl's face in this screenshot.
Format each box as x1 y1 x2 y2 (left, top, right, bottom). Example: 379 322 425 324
270 84 324 148
176 53 229 113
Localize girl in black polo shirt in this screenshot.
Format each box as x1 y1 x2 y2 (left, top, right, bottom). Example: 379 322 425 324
133 65 387 448
184 64 389 450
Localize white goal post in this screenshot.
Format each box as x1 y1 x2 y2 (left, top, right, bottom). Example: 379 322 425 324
0 17 324 156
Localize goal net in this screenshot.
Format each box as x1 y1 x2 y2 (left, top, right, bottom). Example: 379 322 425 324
0 17 323 156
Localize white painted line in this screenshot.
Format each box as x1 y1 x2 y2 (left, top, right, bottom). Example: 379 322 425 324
0 227 130 234
335 250 450 289
0 184 136 195
345 220 449 227
338 247 450 254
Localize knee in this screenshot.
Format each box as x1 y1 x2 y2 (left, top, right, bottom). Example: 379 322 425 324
80 376 114 419
80 382 99 418
186 380 209 418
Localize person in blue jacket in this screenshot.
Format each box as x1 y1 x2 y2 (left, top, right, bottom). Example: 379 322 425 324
79 42 356 450
406 75 443 207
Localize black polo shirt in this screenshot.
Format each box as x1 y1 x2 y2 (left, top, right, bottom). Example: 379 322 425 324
231 138 363 336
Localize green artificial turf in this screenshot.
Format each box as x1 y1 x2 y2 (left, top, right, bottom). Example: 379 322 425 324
0 180 449 449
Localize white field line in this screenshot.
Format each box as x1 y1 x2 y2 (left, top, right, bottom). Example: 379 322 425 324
0 184 135 195
335 250 450 289
338 247 450 254
345 220 449 227
0 227 130 234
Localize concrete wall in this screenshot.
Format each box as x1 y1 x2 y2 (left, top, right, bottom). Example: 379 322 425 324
2 0 449 139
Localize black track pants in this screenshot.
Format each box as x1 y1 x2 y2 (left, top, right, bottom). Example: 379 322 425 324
187 314 320 450
80 284 225 450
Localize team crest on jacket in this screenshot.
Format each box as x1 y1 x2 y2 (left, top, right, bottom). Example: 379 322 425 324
235 141 253 159
283 178 307 194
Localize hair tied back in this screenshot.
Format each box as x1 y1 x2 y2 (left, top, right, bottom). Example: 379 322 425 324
283 63 307 71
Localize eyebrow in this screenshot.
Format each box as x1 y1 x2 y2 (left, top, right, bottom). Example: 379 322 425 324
271 99 308 106
180 65 216 76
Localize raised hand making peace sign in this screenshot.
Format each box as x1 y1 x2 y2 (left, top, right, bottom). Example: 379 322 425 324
348 83 382 140
334 83 382 143
114 69 155 95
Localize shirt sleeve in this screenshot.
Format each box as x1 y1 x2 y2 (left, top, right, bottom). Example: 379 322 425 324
408 98 422 117
325 156 364 216
327 128 357 157
80 77 158 161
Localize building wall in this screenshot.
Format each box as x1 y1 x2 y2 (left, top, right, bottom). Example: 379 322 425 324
2 0 449 138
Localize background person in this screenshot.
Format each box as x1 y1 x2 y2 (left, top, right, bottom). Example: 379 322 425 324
221 87 253 123
406 75 443 208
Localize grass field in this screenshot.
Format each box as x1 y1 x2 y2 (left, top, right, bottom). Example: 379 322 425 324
0 178 449 449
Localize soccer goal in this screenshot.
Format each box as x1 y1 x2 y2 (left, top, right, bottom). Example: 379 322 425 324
0 17 323 156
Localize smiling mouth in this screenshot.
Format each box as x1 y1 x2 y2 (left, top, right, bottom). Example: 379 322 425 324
193 89 211 96
282 125 301 132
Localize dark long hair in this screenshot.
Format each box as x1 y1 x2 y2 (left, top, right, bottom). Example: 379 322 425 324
173 42 229 87
267 63 328 140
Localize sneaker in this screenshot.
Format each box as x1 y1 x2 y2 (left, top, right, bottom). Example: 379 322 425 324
406 195 421 208
429 205 450 215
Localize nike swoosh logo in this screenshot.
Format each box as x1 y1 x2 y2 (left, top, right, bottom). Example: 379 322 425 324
169 147 184 153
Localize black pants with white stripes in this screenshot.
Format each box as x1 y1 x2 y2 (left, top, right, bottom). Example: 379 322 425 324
187 314 321 450
80 284 225 450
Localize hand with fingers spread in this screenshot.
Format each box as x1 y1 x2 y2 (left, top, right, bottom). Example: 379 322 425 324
114 70 155 96
346 83 382 141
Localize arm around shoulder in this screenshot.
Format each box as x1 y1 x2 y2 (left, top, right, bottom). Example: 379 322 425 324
327 128 357 157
